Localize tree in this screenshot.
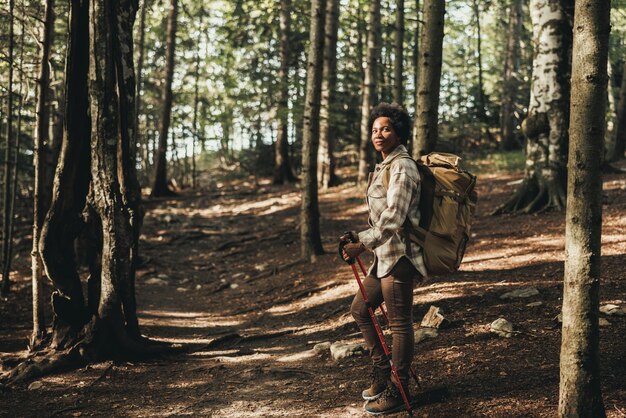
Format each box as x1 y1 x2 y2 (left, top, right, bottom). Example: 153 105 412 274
317 0 340 189
410 0 420 154
394 0 405 106
357 0 381 185
274 0 298 185
500 0 523 150
300 0 326 261
494 0 573 214
1 0 16 295
413 0 445 158
6 0 166 384
151 0 178 197
608 57 626 161
558 1 610 416
31 0 56 346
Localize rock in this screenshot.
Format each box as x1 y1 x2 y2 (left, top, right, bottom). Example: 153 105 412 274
28 381 43 390
313 342 331 353
195 284 202 290
599 318 611 327
600 304 626 316
526 301 543 307
330 342 367 361
500 287 540 300
414 328 438 344
490 318 514 338
176 287 188 292
420 306 448 329
230 283 239 290
145 278 167 285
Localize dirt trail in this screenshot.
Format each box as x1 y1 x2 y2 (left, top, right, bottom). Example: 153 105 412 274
1 167 625 417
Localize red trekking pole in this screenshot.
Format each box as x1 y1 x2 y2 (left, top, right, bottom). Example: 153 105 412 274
356 256 421 389
340 240 413 417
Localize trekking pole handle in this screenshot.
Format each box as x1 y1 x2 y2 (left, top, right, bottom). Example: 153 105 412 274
338 231 359 265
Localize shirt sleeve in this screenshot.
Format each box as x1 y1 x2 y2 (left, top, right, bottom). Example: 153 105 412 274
358 168 417 250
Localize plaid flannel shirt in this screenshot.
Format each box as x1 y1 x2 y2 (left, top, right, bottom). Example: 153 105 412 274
357 145 427 278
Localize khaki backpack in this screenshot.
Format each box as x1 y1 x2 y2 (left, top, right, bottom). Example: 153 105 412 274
383 152 477 275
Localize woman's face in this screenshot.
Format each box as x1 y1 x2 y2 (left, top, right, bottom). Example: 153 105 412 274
371 117 401 156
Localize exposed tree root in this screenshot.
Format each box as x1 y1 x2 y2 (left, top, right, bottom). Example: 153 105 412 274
492 176 566 215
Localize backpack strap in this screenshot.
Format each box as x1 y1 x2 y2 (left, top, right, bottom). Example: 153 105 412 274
381 154 414 189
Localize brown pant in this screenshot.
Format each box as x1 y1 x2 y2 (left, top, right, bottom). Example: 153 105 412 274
350 257 419 386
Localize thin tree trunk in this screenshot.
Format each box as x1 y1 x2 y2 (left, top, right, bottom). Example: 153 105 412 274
301 0 326 261
394 0 405 106
151 0 178 197
191 20 201 189
472 0 493 143
318 0 340 190
410 0 420 154
609 57 626 161
32 0 55 346
1 0 16 295
134 0 148 167
500 0 523 150
558 1 609 416
274 0 297 184
357 0 381 185
413 0 445 158
494 0 572 215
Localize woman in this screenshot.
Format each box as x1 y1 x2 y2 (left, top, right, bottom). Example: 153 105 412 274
341 102 426 415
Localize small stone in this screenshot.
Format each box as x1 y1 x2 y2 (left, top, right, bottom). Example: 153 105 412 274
600 304 626 316
599 318 610 327
313 342 331 353
526 301 543 307
176 287 188 292
145 278 167 285
490 318 514 338
414 328 438 344
420 306 448 329
195 284 202 290
330 342 367 361
157 274 169 279
500 287 540 300
28 381 43 390
230 283 239 289
163 215 173 223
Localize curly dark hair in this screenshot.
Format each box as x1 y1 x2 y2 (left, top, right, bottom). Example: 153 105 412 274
368 102 412 144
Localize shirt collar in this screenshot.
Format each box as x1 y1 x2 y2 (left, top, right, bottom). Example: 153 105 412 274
379 144 408 166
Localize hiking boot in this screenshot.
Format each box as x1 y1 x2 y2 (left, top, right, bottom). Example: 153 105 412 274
364 380 411 416
362 367 390 401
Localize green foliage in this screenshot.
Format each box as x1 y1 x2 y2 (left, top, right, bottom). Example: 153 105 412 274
464 149 525 175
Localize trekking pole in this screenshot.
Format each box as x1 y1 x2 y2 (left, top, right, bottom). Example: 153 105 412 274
340 242 413 417
356 256 422 389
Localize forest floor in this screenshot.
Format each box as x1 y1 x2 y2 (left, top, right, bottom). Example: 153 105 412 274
1 159 625 417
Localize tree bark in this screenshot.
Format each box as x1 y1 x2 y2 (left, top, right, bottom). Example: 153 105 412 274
494 0 573 215
500 0 523 150
472 0 493 143
413 0 445 159
300 0 326 261
394 0 405 106
191 18 201 189
31 0 56 346
1 0 16 295
150 0 178 197
558 1 609 417
274 0 297 184
609 57 626 161
357 0 381 185
317 0 340 190
134 0 148 171
410 0 420 155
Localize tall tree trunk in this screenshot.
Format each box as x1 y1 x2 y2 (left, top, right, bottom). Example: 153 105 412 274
274 0 297 184
191 19 201 189
500 0 523 150
134 0 148 172
558 1 609 416
357 0 381 185
301 0 326 261
150 0 178 197
410 0 420 155
31 0 56 346
317 0 340 190
494 0 572 215
472 0 493 143
608 57 626 161
413 0 445 158
394 0 405 106
1 0 16 295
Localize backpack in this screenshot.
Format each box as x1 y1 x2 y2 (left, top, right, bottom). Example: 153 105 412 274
382 152 477 275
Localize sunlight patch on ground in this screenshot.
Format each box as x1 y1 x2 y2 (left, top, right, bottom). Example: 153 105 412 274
265 282 354 316
139 310 244 328
210 401 320 417
295 313 354 337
